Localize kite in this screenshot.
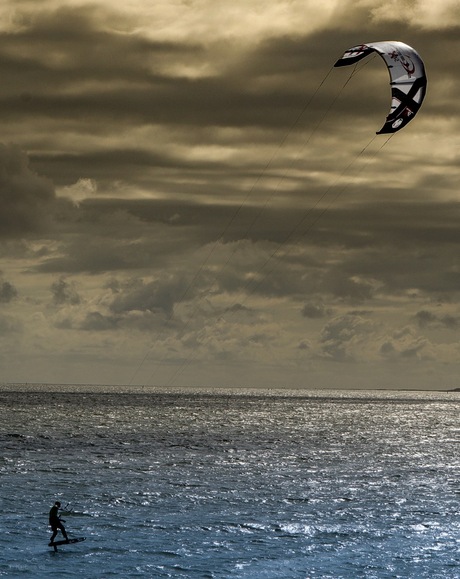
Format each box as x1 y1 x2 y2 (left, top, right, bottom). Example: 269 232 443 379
334 41 427 134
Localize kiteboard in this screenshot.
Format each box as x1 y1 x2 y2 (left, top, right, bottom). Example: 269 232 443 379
48 537 86 551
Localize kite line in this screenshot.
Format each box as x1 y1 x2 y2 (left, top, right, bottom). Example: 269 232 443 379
163 133 394 387
128 49 402 387
127 63 347 386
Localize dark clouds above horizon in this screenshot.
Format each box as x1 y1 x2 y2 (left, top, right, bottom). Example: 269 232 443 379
0 0 459 389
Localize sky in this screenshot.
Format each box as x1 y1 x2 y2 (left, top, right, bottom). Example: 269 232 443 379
0 0 459 390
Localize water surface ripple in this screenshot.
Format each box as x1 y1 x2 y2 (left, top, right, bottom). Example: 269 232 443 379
1 387 459 578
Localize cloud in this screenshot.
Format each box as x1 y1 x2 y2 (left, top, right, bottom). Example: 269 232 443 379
379 327 430 360
302 302 328 319
58 178 98 205
0 313 22 333
0 278 18 303
108 275 201 318
415 309 459 329
79 311 118 331
0 0 459 388
369 0 460 29
0 144 57 237
327 274 378 302
50 277 82 306
319 313 378 361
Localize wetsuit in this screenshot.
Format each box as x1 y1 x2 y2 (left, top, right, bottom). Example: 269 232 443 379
49 504 68 542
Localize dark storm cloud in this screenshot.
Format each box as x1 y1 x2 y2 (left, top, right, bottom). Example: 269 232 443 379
310 198 460 296
0 279 18 303
379 328 429 361
1 2 449 301
320 198 460 245
415 310 459 329
302 302 328 319
25 186 460 306
29 195 315 275
79 311 119 332
37 236 149 274
2 2 458 221
0 144 57 237
55 277 190 333
109 276 193 317
50 277 82 306
2 4 458 138
33 199 223 275
0 6 203 88
7 3 456 140
319 313 376 362
29 148 245 190
1 5 301 129
1 0 459 388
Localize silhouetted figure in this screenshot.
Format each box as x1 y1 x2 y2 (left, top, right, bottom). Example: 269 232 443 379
49 501 68 543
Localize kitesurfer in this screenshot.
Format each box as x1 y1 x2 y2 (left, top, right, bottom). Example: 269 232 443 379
49 501 69 543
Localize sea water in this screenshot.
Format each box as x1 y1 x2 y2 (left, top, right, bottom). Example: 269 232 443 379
0 385 459 578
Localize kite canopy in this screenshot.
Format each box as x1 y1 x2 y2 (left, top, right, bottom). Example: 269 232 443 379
334 41 427 134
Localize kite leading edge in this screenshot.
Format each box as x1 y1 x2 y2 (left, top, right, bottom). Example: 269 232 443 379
334 41 427 134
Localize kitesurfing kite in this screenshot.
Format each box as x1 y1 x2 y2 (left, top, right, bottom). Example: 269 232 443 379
334 41 427 134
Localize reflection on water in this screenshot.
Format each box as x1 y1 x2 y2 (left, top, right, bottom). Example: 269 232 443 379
1 386 459 578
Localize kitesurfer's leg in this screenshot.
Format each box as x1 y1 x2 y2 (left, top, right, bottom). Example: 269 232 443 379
50 526 58 542
58 521 69 541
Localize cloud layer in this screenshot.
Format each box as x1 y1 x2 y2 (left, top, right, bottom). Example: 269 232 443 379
0 0 459 389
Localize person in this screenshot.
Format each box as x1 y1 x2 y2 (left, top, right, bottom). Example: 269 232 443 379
49 501 68 543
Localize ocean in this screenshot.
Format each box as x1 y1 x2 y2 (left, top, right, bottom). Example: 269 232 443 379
1 385 459 578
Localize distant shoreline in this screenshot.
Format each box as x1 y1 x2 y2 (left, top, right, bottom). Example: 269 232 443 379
1 382 459 394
